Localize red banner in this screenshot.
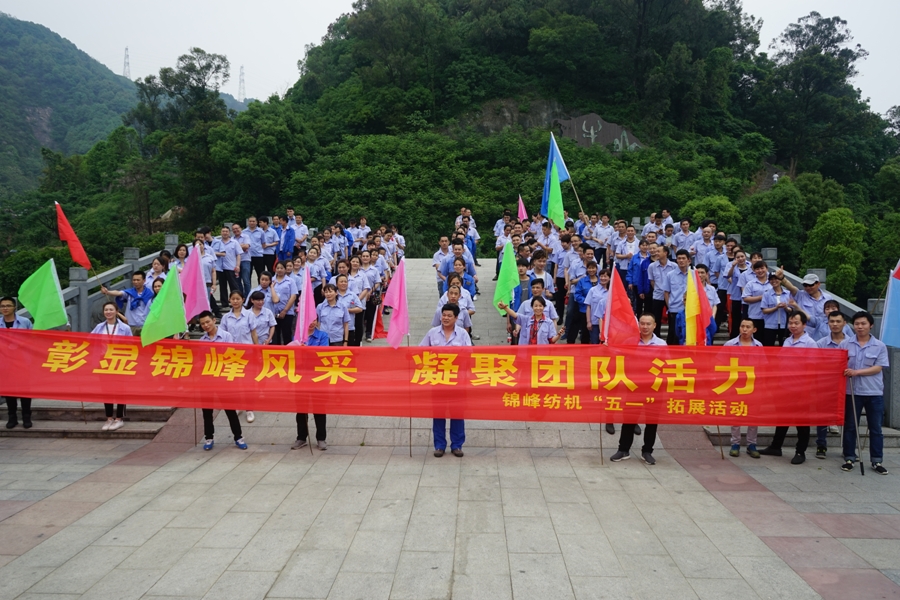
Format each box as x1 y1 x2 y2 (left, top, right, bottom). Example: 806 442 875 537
0 330 846 425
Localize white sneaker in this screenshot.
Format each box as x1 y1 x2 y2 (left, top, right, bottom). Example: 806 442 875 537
246 411 255 423
108 419 124 431
101 419 113 431
317 440 327 450
828 425 840 434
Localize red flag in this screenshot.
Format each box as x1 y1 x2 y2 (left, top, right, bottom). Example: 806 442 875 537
602 267 639 345
373 305 388 339
55 202 91 270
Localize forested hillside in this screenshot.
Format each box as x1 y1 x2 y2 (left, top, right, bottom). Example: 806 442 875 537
1 1 899 304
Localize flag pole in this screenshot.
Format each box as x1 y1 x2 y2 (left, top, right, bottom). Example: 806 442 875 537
716 425 725 459
567 179 585 217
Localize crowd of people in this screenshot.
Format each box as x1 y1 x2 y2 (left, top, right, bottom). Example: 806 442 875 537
0 205 891 476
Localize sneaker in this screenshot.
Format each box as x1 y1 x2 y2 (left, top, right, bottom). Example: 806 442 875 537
841 460 854 472
610 450 630 462
492 276 499 281
472 334 480 340
791 452 806 465
451 448 464 457
473 295 478 301
101 419 113 431
605 423 615 435
758 446 782 457
366 337 373 342
641 452 656 465
246 411 255 423
317 440 327 451
816 447 827 459
434 448 445 457
235 438 248 450
5 419 16 429
747 444 760 459
291 439 308 450
829 425 840 434
108 419 124 431
23 418 32 429
203 438 214 451
729 444 740 457
872 463 889 475
634 424 642 435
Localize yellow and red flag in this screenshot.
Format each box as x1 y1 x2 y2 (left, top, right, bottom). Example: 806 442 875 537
685 267 713 346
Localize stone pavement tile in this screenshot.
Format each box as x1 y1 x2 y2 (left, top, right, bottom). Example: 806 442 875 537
15 594 80 600
840 538 900 569
389 550 453 600
93 509 176 547
454 533 510 576
297 514 363 551
458 454 499 476
638 504 704 539
383 455 426 476
341 530 405 573
541 476 589 503
230 483 294 513
49 481 131 503
505 516 560 553
403 514 456 551
547 502 602 535
411 486 458 517
496 429 562 448
693 519 777 558
533 456 576 477
558 534 623 577
821 502 900 514
339 463 386 487
883 570 900 586
733 556 821 600
0 524 62 555
13 525 108 568
711 490 794 513
499 467 542 489
660 535 742 579
359 498 413 532
166 496 234 529
810 513 900 539
118 527 207 570
265 496 328 531
0 499 34 520
618 554 699 600
195 511 268 548
4 500 101 527
877 515 900 534
573 468 621 492
560 430 604 449
372 474 421 500
143 482 213 511
320 485 376 516
30 544 135 595
501 487 549 517
0 567 54 600
10 491 58 502
74 493 155 527
795 568 900 600
419 463 461 487
326 572 394 600
451 573 512 600
669 490 735 522
201 569 278 600
146 547 240 597
459 475 501 502
0 555 13 568
79 567 166 600
600 518 668 557
230 527 306 572
79 464 158 484
508 553 575 600
687 578 761 600
729 509 829 537
569 576 633 599
457 501 504 533
258 462 313 486
266 548 346 599
3 481 68 492
762 536 870 569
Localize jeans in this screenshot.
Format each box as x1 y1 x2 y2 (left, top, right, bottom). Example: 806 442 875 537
652 299 666 337
239 261 252 297
297 413 326 441
843 394 884 463
730 426 758 446
816 426 830 448
618 423 658 454
589 324 600 344
202 408 242 441
433 419 465 450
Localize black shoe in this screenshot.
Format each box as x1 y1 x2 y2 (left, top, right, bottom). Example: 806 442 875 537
610 450 630 462
451 448 464 457
6 418 17 429
841 460 854 472
640 452 656 465
474 262 482 267
758 446 782 457
23 418 32 429
815 447 826 459
633 425 642 435
434 449 445 457
872 463 889 475
791 452 806 465
605 423 615 435
492 276 498 281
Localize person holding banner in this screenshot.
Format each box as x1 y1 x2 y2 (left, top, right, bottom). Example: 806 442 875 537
101 271 153 336
248 290 277 345
334 274 363 347
611 313 665 465
317 284 350 346
220 290 258 423
90 301 133 431
291 319 330 451
724 318 763 458
2 296 34 429
497 296 564 345
421 303 472 457
197 311 247 451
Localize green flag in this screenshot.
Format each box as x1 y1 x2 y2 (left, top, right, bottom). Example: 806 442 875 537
547 160 565 225
493 242 520 315
141 270 187 346
18 259 67 330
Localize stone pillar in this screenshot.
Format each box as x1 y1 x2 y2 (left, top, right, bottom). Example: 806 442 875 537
124 247 142 273
164 234 179 254
69 267 90 333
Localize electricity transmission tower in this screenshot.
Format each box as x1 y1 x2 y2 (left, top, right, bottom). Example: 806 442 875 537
238 66 246 103
123 47 131 79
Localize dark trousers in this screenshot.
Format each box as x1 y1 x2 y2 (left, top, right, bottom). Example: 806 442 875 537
729 299 743 338
633 292 649 318
716 290 728 326
771 426 810 453
365 302 378 338
222 270 241 304
275 315 295 345
652 299 666 337
351 313 365 346
5 397 32 425
104 404 125 418
618 423 658 454
555 278 567 324
297 413 327 441
217 271 228 305
567 310 586 344
207 286 222 318
251 256 266 280
761 327 787 347
313 286 324 307
202 408 242 441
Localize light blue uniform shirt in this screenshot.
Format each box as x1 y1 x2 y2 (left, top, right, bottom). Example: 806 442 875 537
2 315 33 330
584 285 608 325
90 321 132 336
200 329 234 343
517 316 557 345
124 290 152 327
742 278 771 319
218 239 242 270
269 275 297 316
724 336 763 347
648 260 676 301
249 308 277 344
234 232 252 263
761 288 790 329
262 228 278 256
433 249 451 282
432 305 472 329
639 334 667 346
841 335 889 395
246 227 264 257
211 237 224 270
793 289 832 334
420 325 472 347
706 249 727 286
660 269 689 313
782 333 817 349
674 231 696 252
726 264 749 298
317 301 350 343
336 291 362 331
220 310 254 344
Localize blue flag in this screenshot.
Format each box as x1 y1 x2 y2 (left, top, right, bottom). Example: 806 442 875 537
881 259 900 347
540 133 570 225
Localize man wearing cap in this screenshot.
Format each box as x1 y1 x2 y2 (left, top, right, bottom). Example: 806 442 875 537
789 273 831 337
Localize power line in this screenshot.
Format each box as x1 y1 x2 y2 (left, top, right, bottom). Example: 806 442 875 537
123 47 131 79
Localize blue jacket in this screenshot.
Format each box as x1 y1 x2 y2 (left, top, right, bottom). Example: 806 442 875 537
574 277 598 313
276 227 295 261
511 279 531 311
628 253 652 296
444 272 476 297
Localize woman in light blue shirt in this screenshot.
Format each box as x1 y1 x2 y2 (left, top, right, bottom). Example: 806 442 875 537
498 296 564 345
90 302 132 431
248 291 277 345
270 261 297 345
317 284 350 345
335 274 364 346
219 290 258 423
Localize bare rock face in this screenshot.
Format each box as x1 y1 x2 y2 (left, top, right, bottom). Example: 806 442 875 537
24 106 53 148
556 113 643 151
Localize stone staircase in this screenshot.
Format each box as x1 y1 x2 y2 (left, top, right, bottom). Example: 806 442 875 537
1 400 174 439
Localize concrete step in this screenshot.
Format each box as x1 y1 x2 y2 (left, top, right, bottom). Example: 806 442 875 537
704 423 900 448
0 419 164 439
1 400 175 422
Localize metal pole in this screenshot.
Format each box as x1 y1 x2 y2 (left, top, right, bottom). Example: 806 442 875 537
716 425 725 459
850 378 865 476
598 423 604 465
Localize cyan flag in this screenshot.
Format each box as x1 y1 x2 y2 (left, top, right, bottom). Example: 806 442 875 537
881 260 900 347
540 133 570 224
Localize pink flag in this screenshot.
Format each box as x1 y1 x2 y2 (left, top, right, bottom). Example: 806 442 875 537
602 267 640 345
383 258 409 349
179 242 210 321
518 195 528 222
293 265 318 344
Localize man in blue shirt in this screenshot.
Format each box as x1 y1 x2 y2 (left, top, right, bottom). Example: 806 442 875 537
292 319 330 451
660 250 691 345
232 223 252 298
841 311 891 474
246 216 266 281
197 311 247 451
259 217 279 272
2 296 33 429
276 215 296 263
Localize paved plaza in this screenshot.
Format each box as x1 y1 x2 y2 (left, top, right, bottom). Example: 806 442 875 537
1 259 900 599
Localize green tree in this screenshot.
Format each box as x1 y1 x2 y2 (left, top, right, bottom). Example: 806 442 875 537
738 178 804 269
793 172 843 231
801 208 865 300
679 195 742 236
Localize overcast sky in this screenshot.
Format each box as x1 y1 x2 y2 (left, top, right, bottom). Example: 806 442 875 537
2 0 897 114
